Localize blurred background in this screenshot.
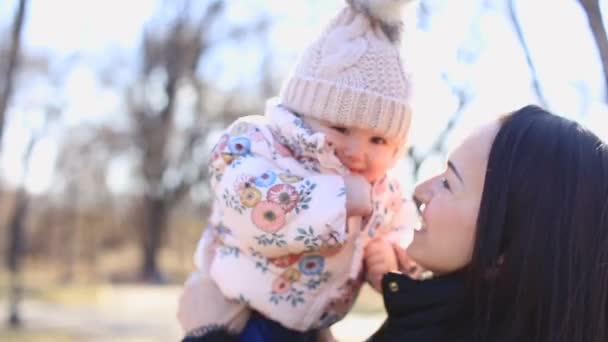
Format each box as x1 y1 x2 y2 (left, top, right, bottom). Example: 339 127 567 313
0 0 606 341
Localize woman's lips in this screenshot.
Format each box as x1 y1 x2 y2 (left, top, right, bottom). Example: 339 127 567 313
415 216 427 232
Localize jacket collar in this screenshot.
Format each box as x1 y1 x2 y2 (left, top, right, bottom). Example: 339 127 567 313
382 271 466 330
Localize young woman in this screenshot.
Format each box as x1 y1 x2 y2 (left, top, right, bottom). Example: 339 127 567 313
366 105 608 342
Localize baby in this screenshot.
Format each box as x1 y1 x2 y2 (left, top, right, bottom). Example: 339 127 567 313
177 0 418 340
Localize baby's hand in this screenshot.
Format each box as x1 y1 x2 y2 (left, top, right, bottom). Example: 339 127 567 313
364 237 399 292
344 175 372 217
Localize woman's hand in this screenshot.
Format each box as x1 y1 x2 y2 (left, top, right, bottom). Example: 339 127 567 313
392 244 431 280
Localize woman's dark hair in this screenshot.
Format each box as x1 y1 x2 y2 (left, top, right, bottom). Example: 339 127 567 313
465 105 608 341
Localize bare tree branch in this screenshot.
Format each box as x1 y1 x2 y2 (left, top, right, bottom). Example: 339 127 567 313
507 0 549 108
0 0 28 154
578 0 608 103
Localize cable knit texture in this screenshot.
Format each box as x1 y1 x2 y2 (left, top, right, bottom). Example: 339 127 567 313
280 2 413 142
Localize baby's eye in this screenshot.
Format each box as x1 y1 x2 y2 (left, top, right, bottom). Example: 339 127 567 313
331 126 348 134
370 136 387 145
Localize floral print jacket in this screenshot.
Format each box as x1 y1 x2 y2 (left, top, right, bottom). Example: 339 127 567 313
200 99 416 331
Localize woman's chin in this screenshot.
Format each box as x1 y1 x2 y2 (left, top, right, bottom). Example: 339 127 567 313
405 241 423 263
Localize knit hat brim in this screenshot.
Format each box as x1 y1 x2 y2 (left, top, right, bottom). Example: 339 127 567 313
281 74 412 143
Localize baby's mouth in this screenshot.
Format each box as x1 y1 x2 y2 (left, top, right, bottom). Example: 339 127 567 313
348 169 366 177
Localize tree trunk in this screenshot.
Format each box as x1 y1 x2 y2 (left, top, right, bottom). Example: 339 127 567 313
0 0 28 147
6 189 29 327
140 196 168 283
578 0 608 103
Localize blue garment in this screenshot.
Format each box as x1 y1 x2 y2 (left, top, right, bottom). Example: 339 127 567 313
240 312 318 342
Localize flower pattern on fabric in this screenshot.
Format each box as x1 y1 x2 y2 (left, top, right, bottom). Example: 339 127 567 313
298 255 325 276
255 170 277 187
273 135 294 158
305 271 331 291
272 277 291 294
251 201 286 233
278 172 303 184
227 136 251 155
233 175 256 192
240 187 262 208
295 180 316 213
270 286 305 307
231 122 252 136
215 223 232 237
267 184 299 212
210 151 220 163
217 134 230 151
221 153 234 164
295 226 321 249
222 189 246 214
199 103 414 331
253 232 287 248
217 245 240 258
281 268 301 283
249 248 270 273
249 128 266 142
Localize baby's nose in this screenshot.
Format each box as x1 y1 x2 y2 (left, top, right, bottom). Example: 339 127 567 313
344 139 363 157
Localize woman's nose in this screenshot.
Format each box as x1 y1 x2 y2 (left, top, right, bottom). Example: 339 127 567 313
413 181 432 205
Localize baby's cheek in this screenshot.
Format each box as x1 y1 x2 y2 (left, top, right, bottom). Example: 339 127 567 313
326 134 346 150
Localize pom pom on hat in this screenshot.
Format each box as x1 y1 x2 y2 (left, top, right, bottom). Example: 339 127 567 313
346 0 417 42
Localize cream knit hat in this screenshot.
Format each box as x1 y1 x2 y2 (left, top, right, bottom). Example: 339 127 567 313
280 0 415 143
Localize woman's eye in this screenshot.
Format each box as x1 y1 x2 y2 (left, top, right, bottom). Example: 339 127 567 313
370 136 386 145
441 177 451 191
331 126 348 134
413 195 423 215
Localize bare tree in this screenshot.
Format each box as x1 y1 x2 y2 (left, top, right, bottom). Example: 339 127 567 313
52 125 131 283
578 0 608 102
5 120 49 327
0 0 28 150
128 0 271 282
1 0 29 328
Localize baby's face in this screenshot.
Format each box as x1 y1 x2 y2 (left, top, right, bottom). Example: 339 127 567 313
304 117 403 183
